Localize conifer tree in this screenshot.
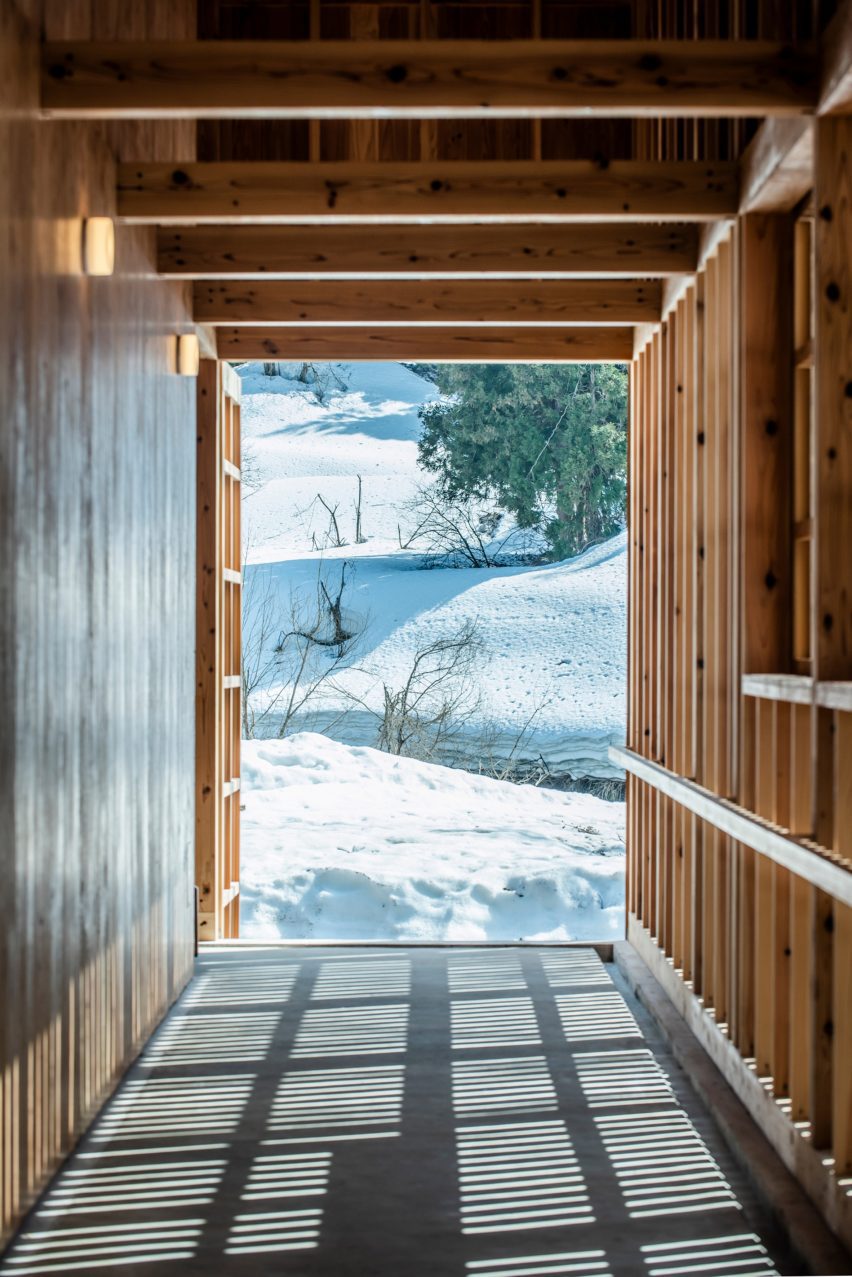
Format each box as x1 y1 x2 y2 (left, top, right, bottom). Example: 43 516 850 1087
417 363 628 558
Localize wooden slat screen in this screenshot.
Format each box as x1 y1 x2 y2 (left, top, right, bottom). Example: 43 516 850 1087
196 361 242 941
625 195 852 1245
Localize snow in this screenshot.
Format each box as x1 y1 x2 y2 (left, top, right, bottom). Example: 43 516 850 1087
242 361 436 562
238 361 626 942
240 734 625 942
241 361 626 776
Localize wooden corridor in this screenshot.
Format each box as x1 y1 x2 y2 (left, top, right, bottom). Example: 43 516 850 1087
0 947 804 1276
4 0 852 1269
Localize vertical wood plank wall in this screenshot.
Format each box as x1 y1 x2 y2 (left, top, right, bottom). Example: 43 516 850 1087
628 208 852 1244
196 362 242 941
0 0 197 1247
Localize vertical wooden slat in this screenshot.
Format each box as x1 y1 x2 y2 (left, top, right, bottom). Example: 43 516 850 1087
196 359 223 943
643 342 653 930
681 288 696 982
714 241 732 1022
811 888 834 1149
790 701 813 836
692 270 706 999
703 252 719 798
833 898 852 1174
789 871 813 1121
815 117 852 685
671 301 685 970
628 354 640 921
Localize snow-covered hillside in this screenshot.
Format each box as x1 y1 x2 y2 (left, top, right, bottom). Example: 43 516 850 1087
241 361 436 562
241 361 626 778
240 734 625 942
238 361 626 942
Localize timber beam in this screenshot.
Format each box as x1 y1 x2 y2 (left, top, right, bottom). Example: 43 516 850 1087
41 40 817 119
193 279 662 326
158 224 699 279
215 325 634 362
821 0 852 113
118 161 739 224
739 118 814 213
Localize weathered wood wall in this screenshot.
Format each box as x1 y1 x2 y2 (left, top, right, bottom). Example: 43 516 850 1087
0 0 197 1245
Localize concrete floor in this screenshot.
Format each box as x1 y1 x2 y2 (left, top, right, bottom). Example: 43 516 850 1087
2 947 800 1277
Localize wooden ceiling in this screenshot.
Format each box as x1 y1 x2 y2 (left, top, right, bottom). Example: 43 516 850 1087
38 0 851 361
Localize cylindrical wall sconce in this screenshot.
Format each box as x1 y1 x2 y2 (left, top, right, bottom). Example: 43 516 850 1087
81 216 115 276
176 333 200 377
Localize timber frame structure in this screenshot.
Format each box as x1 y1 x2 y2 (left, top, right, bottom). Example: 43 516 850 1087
2 0 852 1265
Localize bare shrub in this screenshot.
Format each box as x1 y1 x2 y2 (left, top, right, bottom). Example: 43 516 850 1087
241 563 283 739
474 691 555 783
354 475 367 544
373 620 483 759
317 493 346 548
400 485 542 568
296 361 348 404
241 560 366 739
239 437 264 498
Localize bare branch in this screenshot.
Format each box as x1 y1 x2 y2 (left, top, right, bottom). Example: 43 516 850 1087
317 492 345 548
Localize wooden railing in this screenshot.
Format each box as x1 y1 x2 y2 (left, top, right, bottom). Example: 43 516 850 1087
616 742 852 1244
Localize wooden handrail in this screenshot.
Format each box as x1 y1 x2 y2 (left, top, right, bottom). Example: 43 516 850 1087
741 673 852 711
609 745 852 905
816 681 852 711
741 672 813 703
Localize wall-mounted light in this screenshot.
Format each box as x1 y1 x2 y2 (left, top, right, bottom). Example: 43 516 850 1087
176 333 200 377
81 216 115 276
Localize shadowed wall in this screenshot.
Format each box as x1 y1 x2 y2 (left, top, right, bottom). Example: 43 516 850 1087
0 0 197 1243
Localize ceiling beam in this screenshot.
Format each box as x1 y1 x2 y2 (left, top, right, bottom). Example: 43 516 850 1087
118 161 738 224
820 0 852 113
216 325 634 362
739 117 813 213
159 223 699 279
42 39 816 119
193 279 661 326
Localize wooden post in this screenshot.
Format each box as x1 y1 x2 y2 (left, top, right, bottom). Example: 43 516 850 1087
812 114 852 1152
195 360 242 943
196 360 223 942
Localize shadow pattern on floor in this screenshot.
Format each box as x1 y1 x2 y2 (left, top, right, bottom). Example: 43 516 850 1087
1 947 797 1276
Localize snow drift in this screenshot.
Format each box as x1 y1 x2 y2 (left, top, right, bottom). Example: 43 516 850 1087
240 734 625 942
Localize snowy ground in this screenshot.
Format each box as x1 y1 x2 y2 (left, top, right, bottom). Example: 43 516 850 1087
239 361 626 941
241 734 625 942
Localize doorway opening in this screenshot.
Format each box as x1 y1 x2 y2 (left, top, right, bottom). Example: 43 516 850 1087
227 359 627 944
196 360 631 950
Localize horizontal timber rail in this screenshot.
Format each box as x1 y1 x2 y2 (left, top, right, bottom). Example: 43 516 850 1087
41 39 817 119
116 161 739 224
741 674 852 711
193 279 661 326
740 673 814 703
158 224 700 280
611 746 852 905
215 325 633 362
816 682 852 711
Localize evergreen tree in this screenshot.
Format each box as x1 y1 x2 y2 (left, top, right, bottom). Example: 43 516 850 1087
417 363 628 558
